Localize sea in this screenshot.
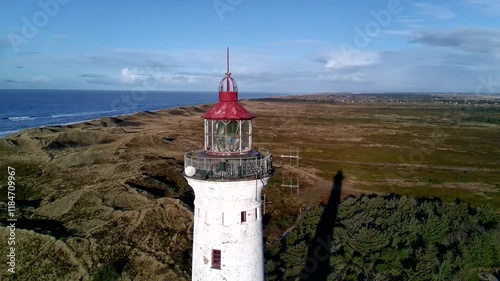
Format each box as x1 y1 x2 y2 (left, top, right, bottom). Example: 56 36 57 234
0 89 285 138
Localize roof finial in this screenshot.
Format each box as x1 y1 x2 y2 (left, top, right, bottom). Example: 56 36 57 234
226 47 230 76
226 47 230 91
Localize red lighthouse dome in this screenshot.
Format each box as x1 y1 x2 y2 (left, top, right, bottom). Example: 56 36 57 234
203 48 255 155
203 48 254 120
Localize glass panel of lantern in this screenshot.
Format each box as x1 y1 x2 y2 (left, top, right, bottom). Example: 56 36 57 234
226 121 240 152
241 120 251 152
213 121 226 152
204 120 212 151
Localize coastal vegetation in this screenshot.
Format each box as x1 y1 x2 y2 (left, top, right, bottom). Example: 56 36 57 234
264 195 500 280
0 94 499 280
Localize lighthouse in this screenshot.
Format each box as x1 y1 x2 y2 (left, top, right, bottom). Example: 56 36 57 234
183 48 273 281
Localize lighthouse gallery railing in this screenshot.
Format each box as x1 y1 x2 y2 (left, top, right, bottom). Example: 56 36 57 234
184 150 273 180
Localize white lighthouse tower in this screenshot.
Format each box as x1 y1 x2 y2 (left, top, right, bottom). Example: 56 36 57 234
183 48 273 281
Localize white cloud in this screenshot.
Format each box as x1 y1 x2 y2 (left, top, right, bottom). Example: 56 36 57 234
157 74 199 84
120 67 150 84
32 75 49 83
414 3 456 19
319 73 365 82
4 41 500 93
120 67 201 85
320 49 381 70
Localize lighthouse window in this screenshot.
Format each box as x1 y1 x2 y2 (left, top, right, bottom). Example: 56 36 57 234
205 120 252 154
241 211 247 223
241 120 251 152
227 122 240 152
212 249 221 269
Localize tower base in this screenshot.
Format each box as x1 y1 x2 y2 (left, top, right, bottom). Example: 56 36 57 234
186 177 269 281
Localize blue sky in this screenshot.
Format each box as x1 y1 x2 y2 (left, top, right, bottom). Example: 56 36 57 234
1 0 500 93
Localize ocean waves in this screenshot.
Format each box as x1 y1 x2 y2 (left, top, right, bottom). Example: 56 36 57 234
50 110 115 118
4 116 37 121
0 110 122 138
3 110 117 122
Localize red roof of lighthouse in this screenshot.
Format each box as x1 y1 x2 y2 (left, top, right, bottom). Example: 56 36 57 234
202 99 255 120
203 48 255 120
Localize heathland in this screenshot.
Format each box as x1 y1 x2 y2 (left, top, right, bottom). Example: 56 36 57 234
0 93 499 280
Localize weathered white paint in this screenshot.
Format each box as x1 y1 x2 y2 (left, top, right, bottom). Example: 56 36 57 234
186 177 270 281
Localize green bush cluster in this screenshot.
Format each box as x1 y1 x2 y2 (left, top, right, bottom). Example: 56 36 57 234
265 195 500 281
462 116 500 124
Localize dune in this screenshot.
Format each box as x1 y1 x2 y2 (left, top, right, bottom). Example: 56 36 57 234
0 106 201 280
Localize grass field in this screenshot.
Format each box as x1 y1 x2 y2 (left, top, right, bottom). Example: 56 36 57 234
247 95 500 213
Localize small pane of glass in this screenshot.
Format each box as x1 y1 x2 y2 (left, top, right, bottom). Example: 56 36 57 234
242 120 250 135
204 120 211 150
226 121 240 152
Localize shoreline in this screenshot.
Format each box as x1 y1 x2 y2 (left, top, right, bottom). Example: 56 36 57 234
0 90 290 139
0 104 208 140
0 90 300 139
0 99 240 139
4 92 499 139
0 104 210 139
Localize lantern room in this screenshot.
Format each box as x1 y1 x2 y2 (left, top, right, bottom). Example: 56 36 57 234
202 48 255 156
203 119 252 155
183 48 273 181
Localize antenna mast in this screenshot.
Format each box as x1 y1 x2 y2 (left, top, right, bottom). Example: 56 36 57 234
226 47 230 90
281 146 300 195
227 47 230 74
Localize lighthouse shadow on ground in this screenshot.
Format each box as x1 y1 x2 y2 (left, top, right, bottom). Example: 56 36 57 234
296 170 343 281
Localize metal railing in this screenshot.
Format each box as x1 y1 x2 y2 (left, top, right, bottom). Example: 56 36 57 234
183 149 273 180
